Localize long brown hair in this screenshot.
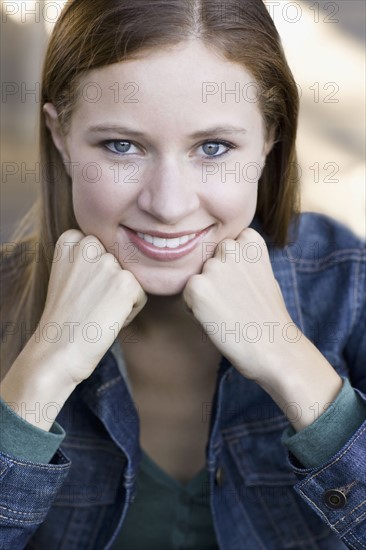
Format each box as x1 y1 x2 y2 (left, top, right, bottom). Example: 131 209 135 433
1 0 300 377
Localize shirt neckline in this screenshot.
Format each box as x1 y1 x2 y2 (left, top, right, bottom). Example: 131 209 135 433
140 447 208 494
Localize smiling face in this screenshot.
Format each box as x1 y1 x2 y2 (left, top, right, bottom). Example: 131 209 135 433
44 40 272 296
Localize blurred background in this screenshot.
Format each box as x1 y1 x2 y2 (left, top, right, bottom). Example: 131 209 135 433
1 0 365 243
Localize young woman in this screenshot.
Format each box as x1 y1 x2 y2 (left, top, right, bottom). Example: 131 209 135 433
1 0 365 548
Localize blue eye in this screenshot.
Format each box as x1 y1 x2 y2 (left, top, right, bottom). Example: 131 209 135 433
104 140 138 154
200 141 236 158
102 139 236 158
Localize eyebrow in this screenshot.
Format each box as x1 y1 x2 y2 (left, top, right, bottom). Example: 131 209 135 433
87 124 247 139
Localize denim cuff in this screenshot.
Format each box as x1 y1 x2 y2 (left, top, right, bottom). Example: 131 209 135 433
281 376 366 468
0 396 66 464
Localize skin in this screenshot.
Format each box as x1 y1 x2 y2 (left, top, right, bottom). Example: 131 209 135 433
43 40 272 335
44 40 343 435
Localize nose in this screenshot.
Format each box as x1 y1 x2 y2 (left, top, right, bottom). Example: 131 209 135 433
136 156 200 224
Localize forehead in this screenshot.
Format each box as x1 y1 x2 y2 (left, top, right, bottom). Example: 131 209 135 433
71 40 264 134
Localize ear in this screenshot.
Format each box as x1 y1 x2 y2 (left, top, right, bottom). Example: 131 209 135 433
43 103 71 167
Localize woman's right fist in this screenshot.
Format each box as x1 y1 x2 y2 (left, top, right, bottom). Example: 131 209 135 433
38 229 147 386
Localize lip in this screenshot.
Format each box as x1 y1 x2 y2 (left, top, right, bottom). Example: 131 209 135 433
123 226 209 239
121 224 214 262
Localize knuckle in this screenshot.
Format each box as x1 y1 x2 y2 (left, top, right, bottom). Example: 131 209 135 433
121 268 136 286
102 252 118 266
202 257 220 272
57 228 84 244
186 274 204 293
135 289 148 308
81 234 105 248
245 228 266 246
217 238 236 253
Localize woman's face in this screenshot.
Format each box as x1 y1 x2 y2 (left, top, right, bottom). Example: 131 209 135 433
44 40 272 295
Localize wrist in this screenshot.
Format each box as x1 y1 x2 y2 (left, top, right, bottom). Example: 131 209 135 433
1 346 77 432
257 336 343 432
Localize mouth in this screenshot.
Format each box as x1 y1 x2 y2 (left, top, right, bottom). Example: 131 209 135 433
120 224 214 261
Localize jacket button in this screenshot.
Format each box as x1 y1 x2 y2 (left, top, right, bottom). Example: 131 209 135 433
215 467 225 486
323 490 347 509
130 490 137 503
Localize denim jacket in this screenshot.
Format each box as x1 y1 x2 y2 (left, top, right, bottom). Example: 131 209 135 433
0 212 365 549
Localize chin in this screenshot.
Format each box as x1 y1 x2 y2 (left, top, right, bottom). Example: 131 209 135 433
145 287 184 297
126 268 190 296
140 278 187 296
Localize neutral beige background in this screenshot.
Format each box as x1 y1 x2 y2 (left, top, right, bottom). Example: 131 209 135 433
1 0 365 242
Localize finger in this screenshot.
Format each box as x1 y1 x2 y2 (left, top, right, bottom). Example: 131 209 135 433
235 227 264 243
56 229 86 246
212 227 268 263
182 272 204 308
54 229 87 262
126 277 148 322
122 292 147 328
134 286 148 311
237 227 271 266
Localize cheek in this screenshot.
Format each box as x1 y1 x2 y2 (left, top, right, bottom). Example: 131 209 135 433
210 147 263 220
71 168 120 229
207 178 258 222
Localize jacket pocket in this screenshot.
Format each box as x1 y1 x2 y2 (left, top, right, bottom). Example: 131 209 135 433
53 436 126 507
223 414 335 549
28 437 127 550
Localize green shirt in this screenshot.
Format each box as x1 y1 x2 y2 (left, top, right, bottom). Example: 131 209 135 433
110 449 219 549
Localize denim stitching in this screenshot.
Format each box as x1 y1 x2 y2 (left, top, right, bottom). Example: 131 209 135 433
292 491 334 529
295 251 364 272
223 416 289 440
347 530 366 549
0 454 70 470
333 503 366 528
0 460 11 476
343 533 364 550
0 505 45 517
256 488 285 541
96 376 122 394
0 513 43 524
292 424 366 532
255 486 327 545
296 489 366 536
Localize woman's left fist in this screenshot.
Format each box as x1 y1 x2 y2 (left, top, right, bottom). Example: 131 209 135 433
182 228 295 383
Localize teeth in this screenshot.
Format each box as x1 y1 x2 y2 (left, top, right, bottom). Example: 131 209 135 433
152 237 167 248
165 237 182 249
142 234 154 244
174 235 189 247
136 232 196 248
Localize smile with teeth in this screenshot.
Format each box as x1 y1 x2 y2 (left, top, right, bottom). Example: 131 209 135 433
136 232 197 249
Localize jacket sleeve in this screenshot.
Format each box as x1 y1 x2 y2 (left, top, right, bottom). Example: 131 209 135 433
281 262 366 550
0 397 66 463
0 397 71 549
281 377 366 468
